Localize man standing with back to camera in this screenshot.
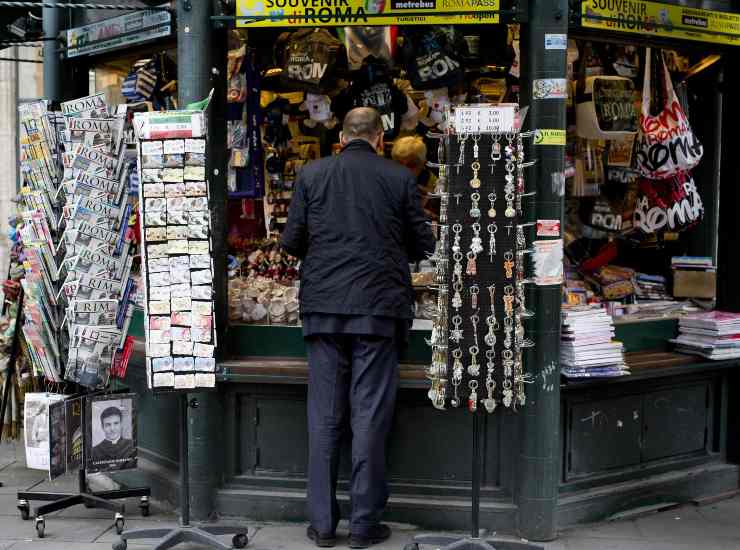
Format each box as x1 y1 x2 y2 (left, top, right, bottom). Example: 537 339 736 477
282 107 435 548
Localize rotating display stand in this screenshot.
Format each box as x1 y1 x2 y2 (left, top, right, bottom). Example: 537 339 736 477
112 394 248 550
410 105 542 550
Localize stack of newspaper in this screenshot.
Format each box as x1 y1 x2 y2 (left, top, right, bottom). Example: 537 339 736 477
561 305 629 378
16 93 138 388
672 311 740 360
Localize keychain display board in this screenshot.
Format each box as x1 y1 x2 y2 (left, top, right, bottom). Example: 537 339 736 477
413 104 543 550
134 111 217 391
427 103 533 413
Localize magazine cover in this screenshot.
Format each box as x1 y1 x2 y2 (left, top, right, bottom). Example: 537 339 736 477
85 393 138 473
48 399 67 480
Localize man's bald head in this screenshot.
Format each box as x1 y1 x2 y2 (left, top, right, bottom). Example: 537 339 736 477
340 107 383 150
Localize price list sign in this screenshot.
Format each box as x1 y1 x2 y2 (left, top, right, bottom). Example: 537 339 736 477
453 104 518 134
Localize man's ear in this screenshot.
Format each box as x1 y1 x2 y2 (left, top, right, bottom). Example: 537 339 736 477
377 134 384 153
339 131 346 146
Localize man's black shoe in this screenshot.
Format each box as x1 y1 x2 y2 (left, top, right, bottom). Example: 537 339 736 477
349 524 392 549
307 525 337 548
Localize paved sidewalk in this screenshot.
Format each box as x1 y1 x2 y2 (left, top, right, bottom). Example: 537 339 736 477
2 441 740 549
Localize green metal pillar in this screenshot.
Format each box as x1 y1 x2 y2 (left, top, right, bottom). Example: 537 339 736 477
42 1 61 101
516 0 568 541
177 0 228 522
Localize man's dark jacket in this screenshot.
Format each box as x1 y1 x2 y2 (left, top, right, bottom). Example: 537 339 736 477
281 139 435 320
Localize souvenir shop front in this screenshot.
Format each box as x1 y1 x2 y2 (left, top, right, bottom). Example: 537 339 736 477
3 0 740 543
171 1 739 538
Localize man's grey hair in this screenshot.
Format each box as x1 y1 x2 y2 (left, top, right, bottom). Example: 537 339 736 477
342 107 383 142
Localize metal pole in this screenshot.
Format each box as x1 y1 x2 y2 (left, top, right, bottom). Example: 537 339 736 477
42 0 61 101
517 0 568 542
180 394 190 527
177 0 226 523
711 66 723 266
470 411 482 539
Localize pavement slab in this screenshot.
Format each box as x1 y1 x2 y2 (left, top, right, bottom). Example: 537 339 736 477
0 515 111 543
634 504 740 543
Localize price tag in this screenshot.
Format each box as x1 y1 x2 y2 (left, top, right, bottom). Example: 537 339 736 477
453 104 517 134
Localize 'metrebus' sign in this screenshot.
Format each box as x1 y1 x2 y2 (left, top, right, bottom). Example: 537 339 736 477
236 0 499 27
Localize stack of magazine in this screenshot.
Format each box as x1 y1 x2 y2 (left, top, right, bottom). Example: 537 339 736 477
16 93 138 389
561 305 629 378
672 311 740 360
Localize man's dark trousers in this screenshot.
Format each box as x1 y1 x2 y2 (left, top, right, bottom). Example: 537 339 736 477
306 332 399 537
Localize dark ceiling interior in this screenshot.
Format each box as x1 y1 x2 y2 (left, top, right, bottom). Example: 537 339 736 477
0 7 43 51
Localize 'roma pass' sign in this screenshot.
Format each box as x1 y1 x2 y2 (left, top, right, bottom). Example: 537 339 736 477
237 0 499 27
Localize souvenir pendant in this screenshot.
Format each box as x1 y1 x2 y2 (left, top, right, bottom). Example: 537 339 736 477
470 285 479 310
483 396 496 413
487 192 497 218
470 192 481 218
457 135 468 175
470 313 480 348
469 161 481 189
466 252 477 276
503 284 515 314
451 349 463 408
434 385 446 410
452 283 463 310
484 318 497 347
453 252 463 283
452 223 462 253
450 315 463 343
503 295 514 315
517 225 526 249
467 364 480 377
502 387 513 408
468 380 479 413
488 223 497 261
504 257 514 279
471 223 484 254
435 162 448 195
516 389 527 407
483 378 497 413
439 194 448 224
505 204 516 218
490 136 502 174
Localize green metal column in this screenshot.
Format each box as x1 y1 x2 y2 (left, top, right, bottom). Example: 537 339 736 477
516 0 568 541
42 1 61 101
177 0 227 522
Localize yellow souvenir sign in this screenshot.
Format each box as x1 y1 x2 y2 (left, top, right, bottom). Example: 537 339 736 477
581 1 740 46
237 0 499 27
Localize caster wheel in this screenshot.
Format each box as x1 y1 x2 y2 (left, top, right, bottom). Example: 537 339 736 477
17 500 30 520
114 513 125 535
35 517 45 539
112 540 127 550
139 496 150 517
403 543 419 550
232 533 248 548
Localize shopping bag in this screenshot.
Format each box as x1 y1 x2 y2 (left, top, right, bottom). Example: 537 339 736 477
633 171 703 234
634 48 703 179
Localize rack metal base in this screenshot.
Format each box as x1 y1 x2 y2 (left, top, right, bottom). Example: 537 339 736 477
405 534 544 550
114 524 248 550
113 395 249 550
16 467 150 538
